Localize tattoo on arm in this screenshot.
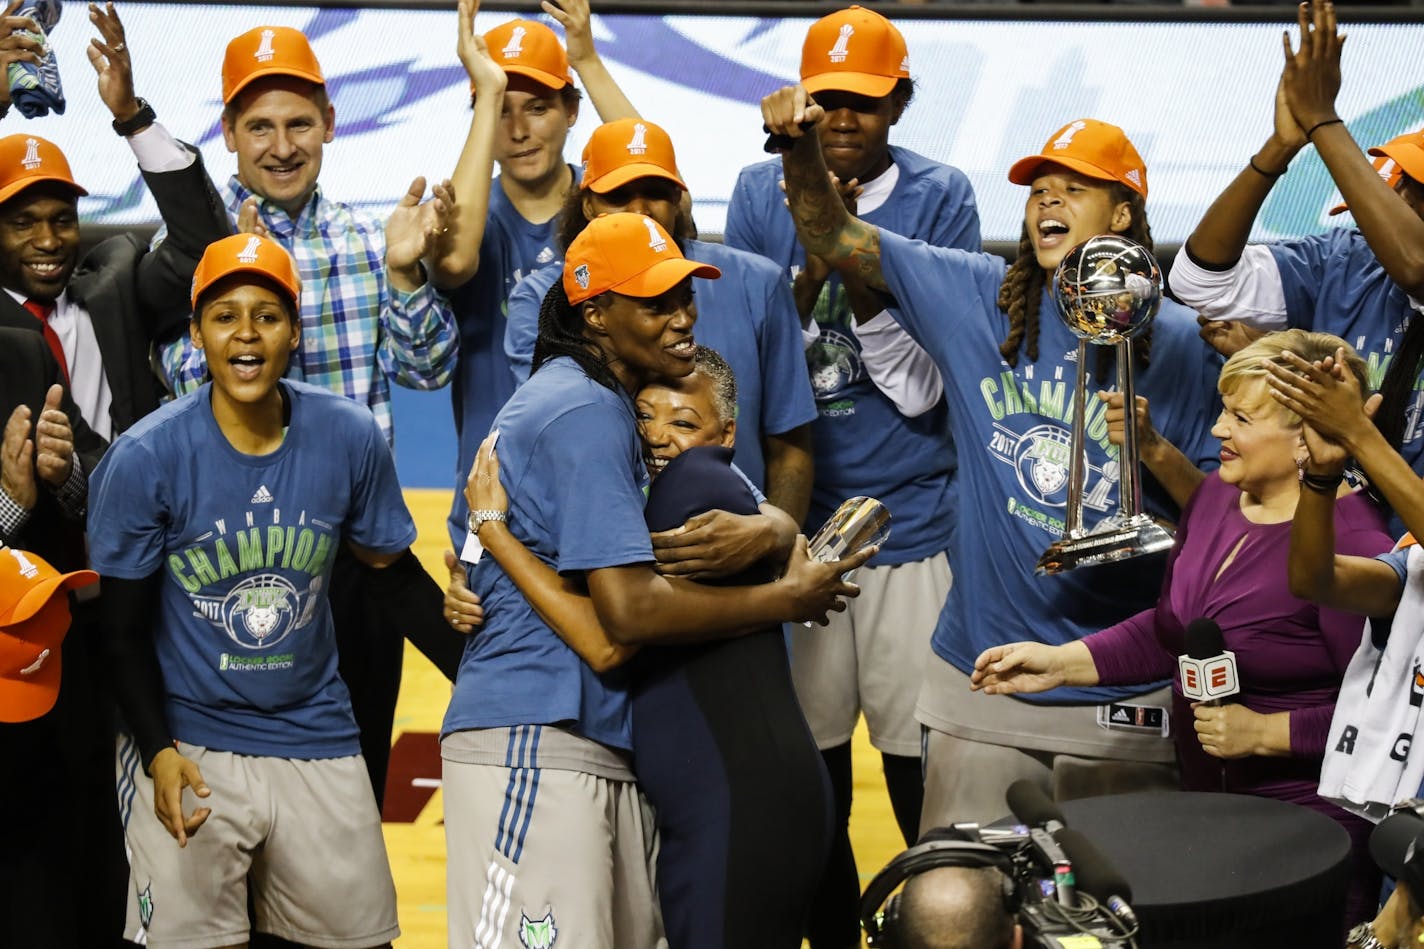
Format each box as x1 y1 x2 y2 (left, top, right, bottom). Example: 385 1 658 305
782 133 887 292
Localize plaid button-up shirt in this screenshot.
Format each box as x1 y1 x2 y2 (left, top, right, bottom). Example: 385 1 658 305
158 177 458 445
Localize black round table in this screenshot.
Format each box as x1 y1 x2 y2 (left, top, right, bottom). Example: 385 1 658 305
1057 791 1350 949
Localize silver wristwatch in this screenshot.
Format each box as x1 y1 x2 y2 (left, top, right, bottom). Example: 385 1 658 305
1348 921 1388 949
467 509 507 536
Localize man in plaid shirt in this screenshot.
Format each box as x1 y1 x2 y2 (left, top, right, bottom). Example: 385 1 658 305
154 25 463 806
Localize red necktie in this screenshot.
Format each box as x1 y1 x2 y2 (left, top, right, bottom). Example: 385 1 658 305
22 299 69 384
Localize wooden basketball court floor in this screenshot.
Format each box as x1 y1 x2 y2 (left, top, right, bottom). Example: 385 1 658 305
385 489 905 948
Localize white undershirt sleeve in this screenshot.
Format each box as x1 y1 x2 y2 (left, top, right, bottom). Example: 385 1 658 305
852 310 945 418
1169 244 1289 330
126 122 196 174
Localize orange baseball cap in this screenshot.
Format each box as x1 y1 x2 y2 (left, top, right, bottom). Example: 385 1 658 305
0 546 97 723
223 26 326 105
801 5 909 99
0 134 88 205
564 212 719 305
1369 128 1424 191
1329 149 1405 216
581 119 685 195
485 19 572 91
1009 118 1148 198
191 233 302 309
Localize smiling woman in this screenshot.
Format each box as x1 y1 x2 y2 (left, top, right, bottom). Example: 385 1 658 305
87 232 423 949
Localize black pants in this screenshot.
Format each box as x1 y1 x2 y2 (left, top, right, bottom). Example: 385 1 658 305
329 542 404 808
0 618 129 948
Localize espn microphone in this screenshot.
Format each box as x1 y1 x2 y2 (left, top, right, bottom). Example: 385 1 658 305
1177 617 1240 706
1053 827 1139 928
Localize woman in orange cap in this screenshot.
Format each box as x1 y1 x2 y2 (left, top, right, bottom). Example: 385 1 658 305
765 86 1224 840
88 234 420 949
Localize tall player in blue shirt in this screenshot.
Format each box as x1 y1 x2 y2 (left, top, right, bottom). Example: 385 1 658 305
724 9 979 944
89 234 416 949
433 0 639 551
765 86 1223 838
440 213 868 949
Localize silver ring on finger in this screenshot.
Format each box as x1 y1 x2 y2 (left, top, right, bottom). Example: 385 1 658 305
112 42 126 52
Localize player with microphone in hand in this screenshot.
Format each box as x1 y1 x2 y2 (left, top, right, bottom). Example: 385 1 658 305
973 329 1392 926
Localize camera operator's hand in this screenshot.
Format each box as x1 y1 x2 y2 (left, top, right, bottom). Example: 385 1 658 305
970 640 1099 695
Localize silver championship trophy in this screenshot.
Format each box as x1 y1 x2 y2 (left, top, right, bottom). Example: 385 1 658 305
808 497 891 581
1035 234 1174 576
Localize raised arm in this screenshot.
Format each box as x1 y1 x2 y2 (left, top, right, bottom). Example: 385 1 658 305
544 0 638 123
430 0 507 290
1182 73 1307 269
1280 1 1424 299
766 85 886 292
1272 357 1403 616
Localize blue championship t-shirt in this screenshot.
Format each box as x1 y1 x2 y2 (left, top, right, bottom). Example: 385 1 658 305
724 146 980 564
87 381 417 758
501 240 817 501
1271 228 1424 476
447 167 581 547
441 357 654 751
877 229 1223 704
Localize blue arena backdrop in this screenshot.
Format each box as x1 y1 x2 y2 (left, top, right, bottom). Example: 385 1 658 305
18 3 1424 486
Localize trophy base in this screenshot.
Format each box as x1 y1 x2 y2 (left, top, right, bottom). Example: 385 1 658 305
1035 515 1175 576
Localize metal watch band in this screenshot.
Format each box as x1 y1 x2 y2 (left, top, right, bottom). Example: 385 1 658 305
1348 921 1387 949
466 509 507 535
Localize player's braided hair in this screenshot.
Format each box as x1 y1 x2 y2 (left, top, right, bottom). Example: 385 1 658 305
995 185 1155 384
1375 318 1424 451
531 279 623 396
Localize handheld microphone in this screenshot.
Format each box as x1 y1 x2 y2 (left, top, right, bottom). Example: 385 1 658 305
1052 827 1139 929
1178 618 1240 706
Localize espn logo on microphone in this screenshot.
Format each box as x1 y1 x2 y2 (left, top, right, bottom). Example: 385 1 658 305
1178 651 1240 702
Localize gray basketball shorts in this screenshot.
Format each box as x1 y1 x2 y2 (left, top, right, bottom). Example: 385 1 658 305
115 736 398 949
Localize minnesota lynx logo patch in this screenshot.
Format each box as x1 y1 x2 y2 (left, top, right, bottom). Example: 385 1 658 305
518 909 557 948
137 883 154 930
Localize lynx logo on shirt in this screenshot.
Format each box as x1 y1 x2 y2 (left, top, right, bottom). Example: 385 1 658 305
807 328 863 413
168 508 337 652
980 370 1120 526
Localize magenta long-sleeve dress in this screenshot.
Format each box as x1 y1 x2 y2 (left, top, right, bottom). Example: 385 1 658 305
1081 472 1391 923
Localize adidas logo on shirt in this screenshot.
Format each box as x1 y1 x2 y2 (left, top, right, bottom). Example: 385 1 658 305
251 485 275 504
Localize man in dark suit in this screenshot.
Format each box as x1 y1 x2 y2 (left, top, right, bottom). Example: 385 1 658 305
0 3 229 441
0 329 118 948
0 9 228 945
